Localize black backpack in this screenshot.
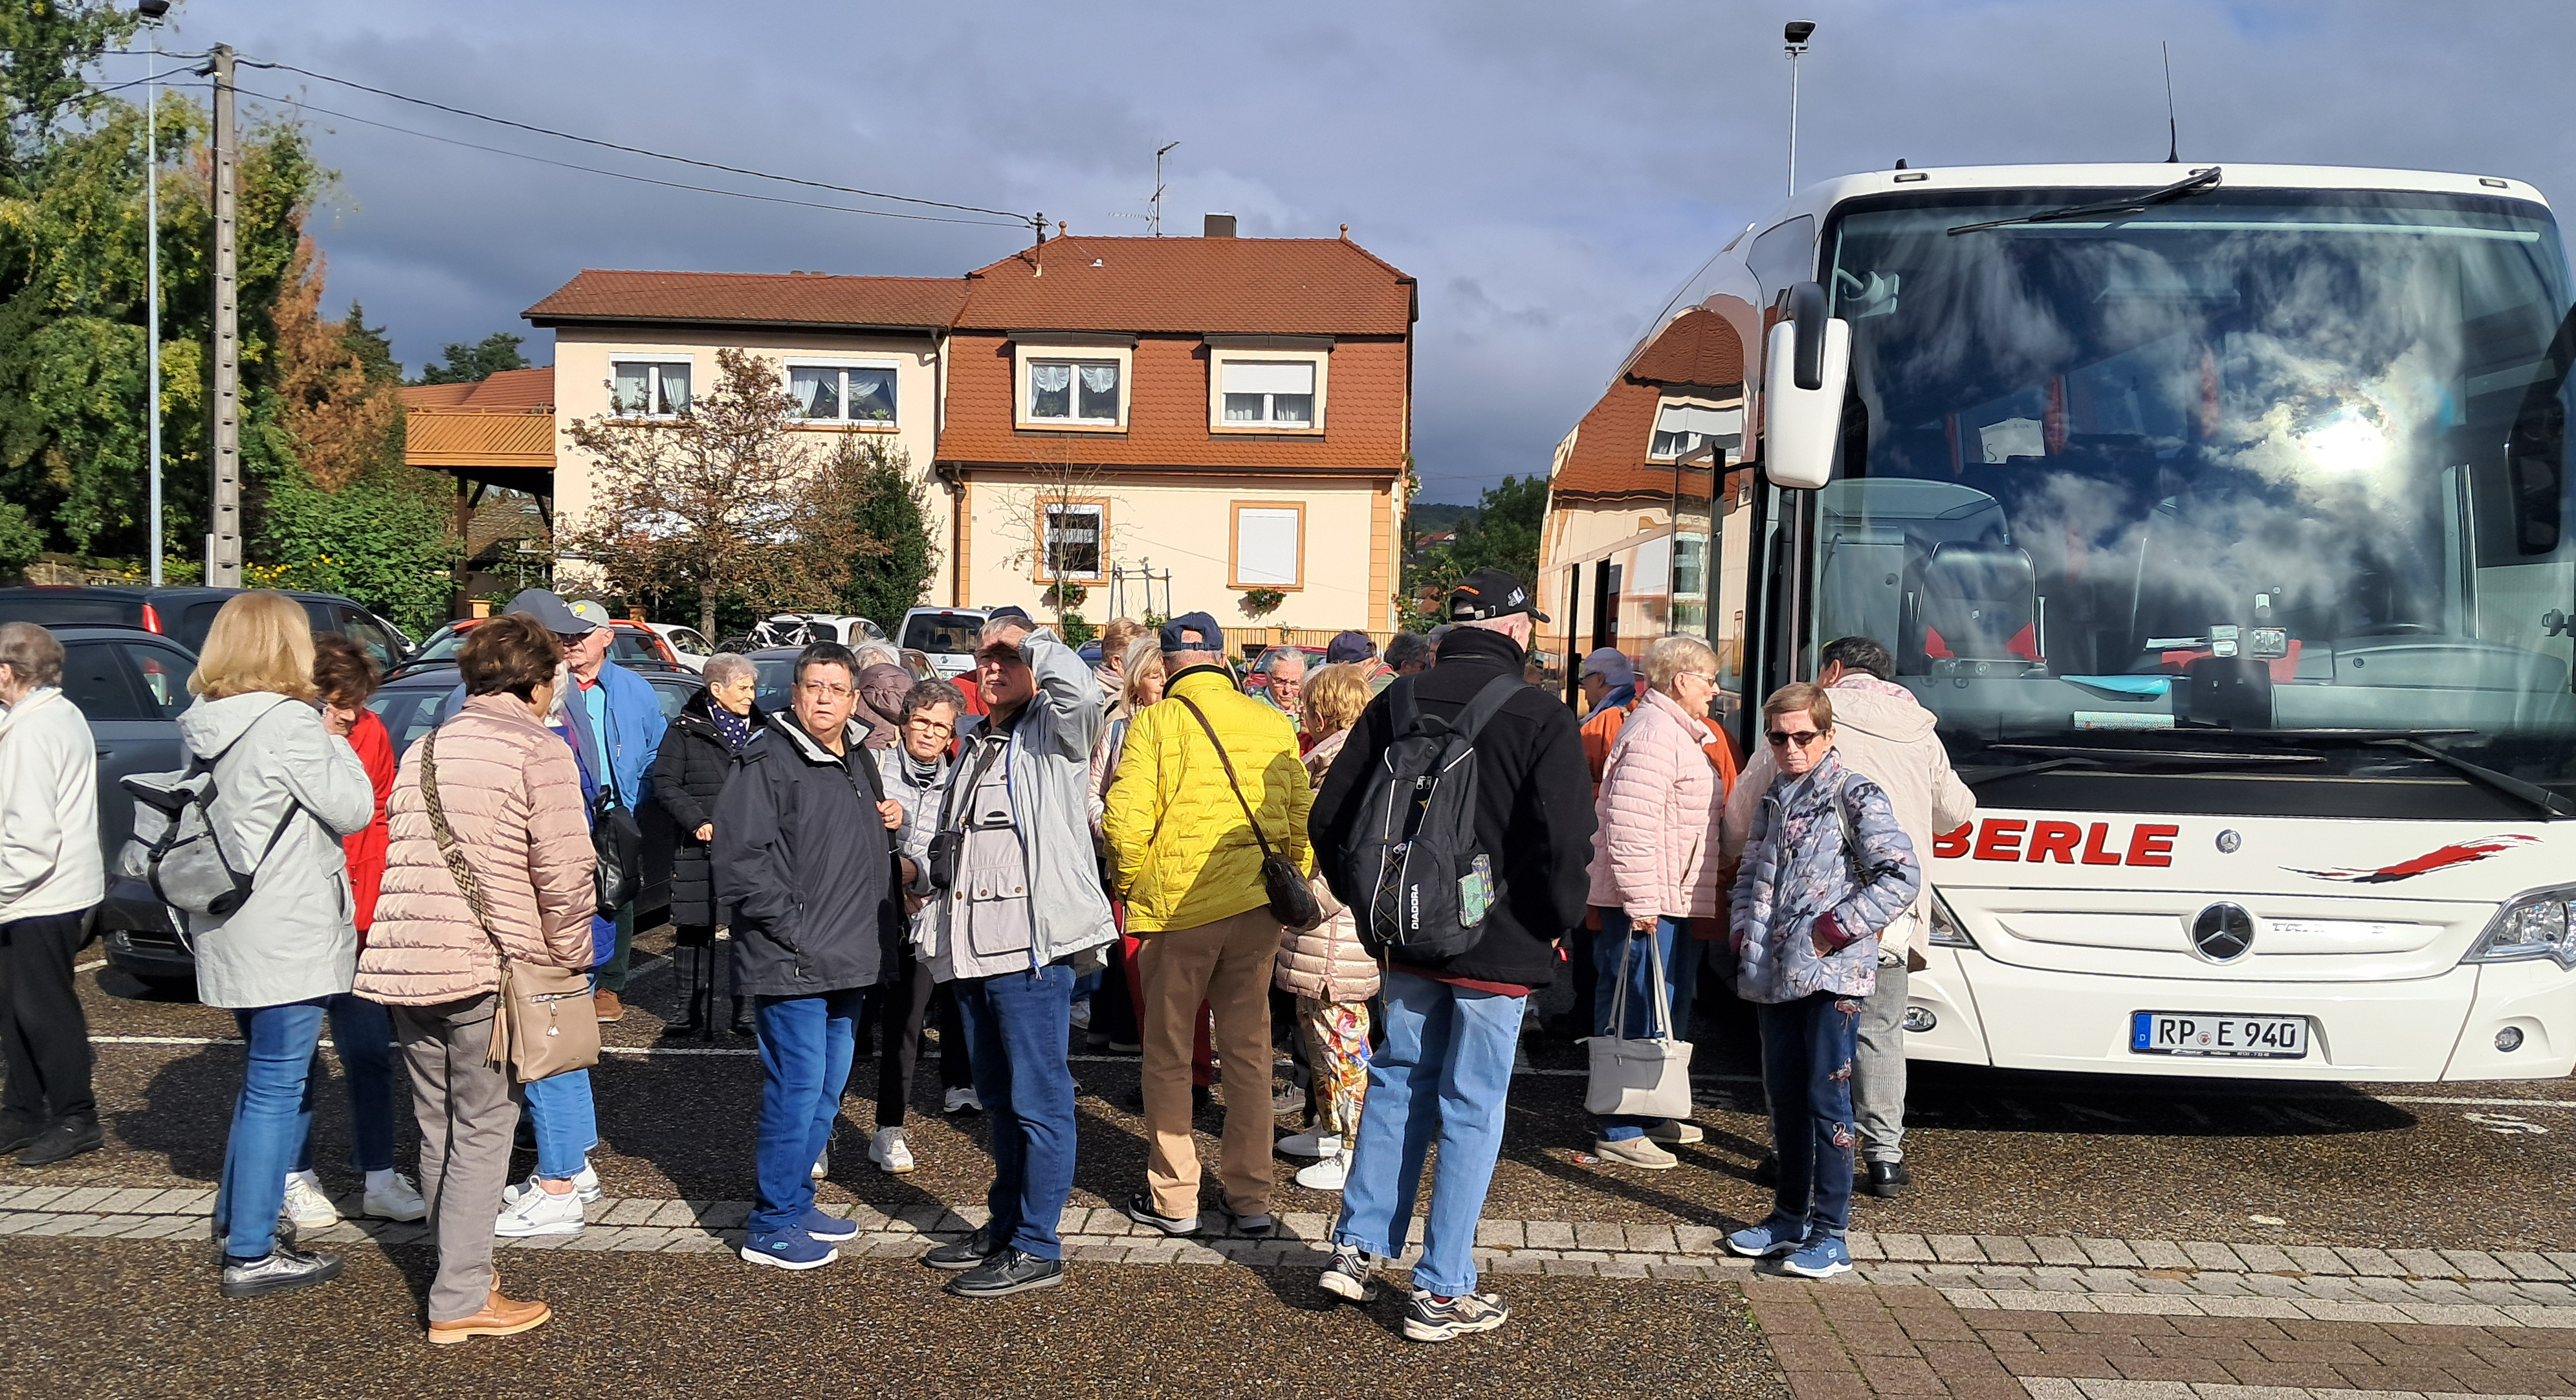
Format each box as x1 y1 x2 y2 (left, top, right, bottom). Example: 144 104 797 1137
1336 673 1526 959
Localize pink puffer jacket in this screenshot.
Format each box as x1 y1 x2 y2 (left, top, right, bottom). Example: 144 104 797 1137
357 695 597 1005
1585 687 1723 922
1273 728 1380 1003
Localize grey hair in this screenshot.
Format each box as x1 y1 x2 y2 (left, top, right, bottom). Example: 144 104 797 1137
980 616 1033 645
1259 649 1307 676
701 652 755 689
903 676 966 719
0 621 65 689
1383 632 1432 671
853 641 902 671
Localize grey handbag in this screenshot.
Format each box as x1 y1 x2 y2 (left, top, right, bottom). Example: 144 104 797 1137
1583 926 1695 1120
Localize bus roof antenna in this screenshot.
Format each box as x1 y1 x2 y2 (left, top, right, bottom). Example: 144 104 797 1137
2162 41 2180 163
1785 20 1816 196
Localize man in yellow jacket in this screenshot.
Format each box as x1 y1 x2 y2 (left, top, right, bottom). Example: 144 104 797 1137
1103 611 1312 1238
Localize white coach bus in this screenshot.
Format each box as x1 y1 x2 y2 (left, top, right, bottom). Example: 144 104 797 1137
1630 162 2576 1080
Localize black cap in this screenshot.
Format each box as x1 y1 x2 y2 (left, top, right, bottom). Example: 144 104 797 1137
986 605 1031 624
1446 568 1548 624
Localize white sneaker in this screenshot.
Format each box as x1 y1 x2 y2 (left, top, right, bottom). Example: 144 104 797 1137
1068 997 1092 1031
868 1127 916 1174
1276 1130 1340 1160
501 1162 600 1208
494 1183 587 1237
1294 1149 1351 1192
812 1146 830 1180
362 1172 428 1223
281 1175 341 1230
943 1087 983 1115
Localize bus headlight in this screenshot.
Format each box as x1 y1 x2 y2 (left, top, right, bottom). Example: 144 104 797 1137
2465 885 2576 970
1927 889 1976 949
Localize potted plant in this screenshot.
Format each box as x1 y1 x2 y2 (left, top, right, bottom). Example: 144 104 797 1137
1042 580 1088 612
1238 587 1286 619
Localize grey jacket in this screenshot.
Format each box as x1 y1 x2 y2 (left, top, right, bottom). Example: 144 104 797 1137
984 628 1118 970
875 743 951 900
175 693 375 1009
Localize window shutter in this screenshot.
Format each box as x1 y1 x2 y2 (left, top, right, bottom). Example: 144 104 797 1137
1235 507 1301 586
1223 361 1315 395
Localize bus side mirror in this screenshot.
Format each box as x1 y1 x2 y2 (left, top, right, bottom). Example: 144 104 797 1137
1764 280 1850 491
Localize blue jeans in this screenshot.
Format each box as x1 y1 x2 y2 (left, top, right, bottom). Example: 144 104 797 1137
1756 990 1864 1238
954 962 1077 1261
1334 968 1522 1298
747 987 863 1236
294 994 395 1174
523 1069 599 1182
1588 912 1699 1142
215 999 329 1260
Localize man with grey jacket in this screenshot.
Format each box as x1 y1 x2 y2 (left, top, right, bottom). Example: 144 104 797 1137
1722 636 1974 1197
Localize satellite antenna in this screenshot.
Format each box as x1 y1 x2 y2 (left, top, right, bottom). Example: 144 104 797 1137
2162 41 2180 163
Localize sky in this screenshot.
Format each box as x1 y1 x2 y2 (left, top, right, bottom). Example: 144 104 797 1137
118 0 2576 505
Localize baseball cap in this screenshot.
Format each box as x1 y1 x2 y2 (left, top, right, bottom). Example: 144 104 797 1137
986 605 1032 624
1580 647 1635 689
503 588 593 636
1446 568 1548 623
567 599 615 629
1158 611 1226 654
1326 630 1376 665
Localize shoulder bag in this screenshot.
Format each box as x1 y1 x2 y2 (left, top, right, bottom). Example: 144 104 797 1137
421 729 601 1082
1583 926 1695 1120
1173 696 1322 931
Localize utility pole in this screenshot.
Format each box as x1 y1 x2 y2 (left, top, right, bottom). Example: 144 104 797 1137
144 26 163 584
205 44 242 586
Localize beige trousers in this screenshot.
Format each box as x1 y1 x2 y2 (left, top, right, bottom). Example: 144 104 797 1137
1137 905 1282 1218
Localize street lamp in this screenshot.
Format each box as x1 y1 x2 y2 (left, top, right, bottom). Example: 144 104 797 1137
138 0 170 583
1784 19 1815 198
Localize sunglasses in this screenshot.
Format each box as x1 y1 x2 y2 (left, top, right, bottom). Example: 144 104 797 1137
1766 728 1828 748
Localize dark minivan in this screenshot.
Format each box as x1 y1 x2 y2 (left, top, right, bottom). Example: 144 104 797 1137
0 586 413 672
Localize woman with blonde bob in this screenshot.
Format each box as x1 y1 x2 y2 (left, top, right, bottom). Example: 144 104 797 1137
1271 661 1378 1190
1581 632 1729 1172
179 592 375 1299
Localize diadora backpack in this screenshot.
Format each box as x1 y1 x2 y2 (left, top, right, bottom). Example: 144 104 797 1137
118 700 304 932
1337 673 1525 960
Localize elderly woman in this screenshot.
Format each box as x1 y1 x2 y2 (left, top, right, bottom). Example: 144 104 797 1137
1723 682 1920 1280
180 592 375 1299
0 623 104 1168
650 652 763 1038
1271 661 1377 1190
360 612 595 1342
1090 633 1177 1061
1581 634 1727 1172
868 676 974 1172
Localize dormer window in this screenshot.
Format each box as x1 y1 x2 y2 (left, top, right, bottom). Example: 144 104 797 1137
1028 359 1121 425
1650 400 1742 461
1221 361 1316 427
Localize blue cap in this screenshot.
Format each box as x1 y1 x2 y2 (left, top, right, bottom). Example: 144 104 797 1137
1159 611 1226 654
1326 630 1376 664
986 605 1031 623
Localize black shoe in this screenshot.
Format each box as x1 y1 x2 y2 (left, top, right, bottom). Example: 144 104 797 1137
219 1245 343 1299
1193 1084 1213 1114
945 1248 1063 1299
729 997 754 1038
1750 1152 1778 1190
1122 1191 1200 1237
0 1114 41 1156
1865 1159 1910 1197
17 1114 102 1167
922 1225 1002 1271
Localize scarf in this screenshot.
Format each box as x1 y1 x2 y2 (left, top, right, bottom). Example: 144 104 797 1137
712 704 751 753
899 746 943 790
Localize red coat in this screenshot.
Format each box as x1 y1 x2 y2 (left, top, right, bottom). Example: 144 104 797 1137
342 709 396 935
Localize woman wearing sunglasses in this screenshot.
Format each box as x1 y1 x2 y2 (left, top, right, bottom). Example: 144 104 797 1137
1721 682 1920 1280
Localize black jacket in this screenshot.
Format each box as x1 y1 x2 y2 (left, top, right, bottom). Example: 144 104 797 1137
1310 626 1594 989
648 691 763 929
712 709 897 996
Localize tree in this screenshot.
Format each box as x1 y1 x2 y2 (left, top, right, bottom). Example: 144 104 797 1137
1401 473 1548 626
830 436 938 628
415 332 529 385
558 347 870 639
989 442 1120 635
270 239 402 491
0 0 141 195
0 501 41 581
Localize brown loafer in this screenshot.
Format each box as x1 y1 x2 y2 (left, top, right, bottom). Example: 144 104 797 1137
593 990 624 1023
428 1293 551 1344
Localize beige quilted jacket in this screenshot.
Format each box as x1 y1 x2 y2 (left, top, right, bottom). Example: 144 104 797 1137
1272 729 1380 1003
357 695 597 1006
1586 687 1725 922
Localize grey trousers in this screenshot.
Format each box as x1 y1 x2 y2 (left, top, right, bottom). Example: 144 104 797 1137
1853 955 1908 1164
391 994 523 1324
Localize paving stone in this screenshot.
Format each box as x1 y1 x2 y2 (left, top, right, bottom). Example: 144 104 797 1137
660 1233 729 1254
695 1201 751 1228
1939 1288 1996 1310
1675 1225 1726 1256
2498 1251 2572 1283
640 1199 701 1228
1524 1220 1575 1250
2132 1241 2192 1270
21 1214 99 1236
1562 1250 1613 1263
1279 1212 1332 1242
2390 1248 2456 1278
1625 1223 1678 1254
0 1214 62 1236
2501 1305 2576 1328
2394 1302 2513 1326
2031 1237 2092 1268
133 1188 205 1216
2032 1269 2093 1293
1069 1243 1129 1263
2543 1252 2576 1279
561 1228 632 1251
497 1232 574 1250
48 1188 113 1214
2229 1244 2295 1274
1488 1253 1545 1275
1540 1259 1598 1276
67 1215 149 1238
1930 1234 1987 1263
2290 1300 2410 1324
92 1189 163 1214
2285 1245 2353 1276
1574 1221 1627 1250
2338 1247 2408 1277
1991 1291 2098 1313
2091 1294 2203 1317
7 1188 70 1212
2467 1281 2535 1306
2182 1243 2249 1272
2511 1281 2576 1306
2190 1297 2303 1318
1980 1236 2040 1265
2078 1239 2144 1269
2442 1249 2520 1281
1598 1258 1651 1278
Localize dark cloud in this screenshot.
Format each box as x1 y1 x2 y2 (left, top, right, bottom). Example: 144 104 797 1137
142 0 2576 503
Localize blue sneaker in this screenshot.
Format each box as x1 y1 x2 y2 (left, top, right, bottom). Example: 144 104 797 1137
1781 1234 1853 1279
1724 1214 1809 1259
800 1207 859 1242
740 1227 840 1271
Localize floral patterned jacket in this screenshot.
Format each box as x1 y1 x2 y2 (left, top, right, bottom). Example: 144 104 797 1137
1727 750 1922 1004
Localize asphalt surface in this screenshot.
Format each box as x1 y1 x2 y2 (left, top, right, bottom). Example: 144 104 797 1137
48 922 2576 1254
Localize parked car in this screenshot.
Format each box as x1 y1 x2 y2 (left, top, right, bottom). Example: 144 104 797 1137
0 585 413 672
388 616 679 677
745 647 804 712
898 606 988 680
642 622 717 671
747 613 885 649
371 663 704 758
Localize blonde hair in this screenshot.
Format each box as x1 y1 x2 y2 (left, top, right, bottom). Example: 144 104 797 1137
1118 633 1163 707
188 592 319 702
1642 633 1718 692
1762 681 1834 731
1301 662 1371 737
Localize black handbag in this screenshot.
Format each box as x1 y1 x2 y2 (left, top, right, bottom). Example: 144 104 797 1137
1172 696 1322 931
591 784 642 915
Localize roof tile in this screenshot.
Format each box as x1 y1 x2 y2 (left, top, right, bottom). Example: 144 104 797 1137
958 236 1413 336
525 271 970 329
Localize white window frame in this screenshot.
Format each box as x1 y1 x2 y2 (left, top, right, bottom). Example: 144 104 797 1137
1207 346 1329 434
610 354 695 419
1229 500 1305 590
1647 397 1743 462
1037 498 1109 581
1024 359 1123 427
784 358 901 427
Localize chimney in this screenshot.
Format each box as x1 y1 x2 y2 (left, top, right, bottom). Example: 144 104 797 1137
1204 212 1237 238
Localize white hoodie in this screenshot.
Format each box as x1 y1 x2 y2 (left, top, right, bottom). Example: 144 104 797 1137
0 687 105 924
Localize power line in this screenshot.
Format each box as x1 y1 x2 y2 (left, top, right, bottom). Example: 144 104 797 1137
238 56 1035 228
231 85 1028 229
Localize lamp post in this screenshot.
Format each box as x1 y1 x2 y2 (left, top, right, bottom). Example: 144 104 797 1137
1784 19 1815 199
138 0 170 584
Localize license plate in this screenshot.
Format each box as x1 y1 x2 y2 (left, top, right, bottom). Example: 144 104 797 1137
2129 1011 2308 1059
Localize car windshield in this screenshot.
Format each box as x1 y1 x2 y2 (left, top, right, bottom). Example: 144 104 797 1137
367 682 452 755
752 656 798 711
1814 186 2576 784
901 613 984 655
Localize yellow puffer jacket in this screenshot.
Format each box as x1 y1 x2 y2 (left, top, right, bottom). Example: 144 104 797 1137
1103 665 1314 933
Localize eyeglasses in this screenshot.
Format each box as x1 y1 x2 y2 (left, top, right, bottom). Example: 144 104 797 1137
905 717 955 738
1766 728 1828 748
798 680 853 698
1677 671 1717 686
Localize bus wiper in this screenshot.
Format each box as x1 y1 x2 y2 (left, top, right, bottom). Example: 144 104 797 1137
1961 742 2322 785
1961 755 2103 786
1947 167 2223 235
2253 729 2571 821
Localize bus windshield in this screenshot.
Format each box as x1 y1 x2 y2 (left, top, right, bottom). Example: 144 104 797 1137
1815 186 2576 789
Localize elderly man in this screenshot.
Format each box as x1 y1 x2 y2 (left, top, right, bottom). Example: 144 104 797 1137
716 641 903 1270
1105 611 1312 1239
1723 635 1974 1199
1253 648 1307 723
0 623 104 1167
1383 631 1433 677
914 615 1118 1299
1328 630 1397 695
